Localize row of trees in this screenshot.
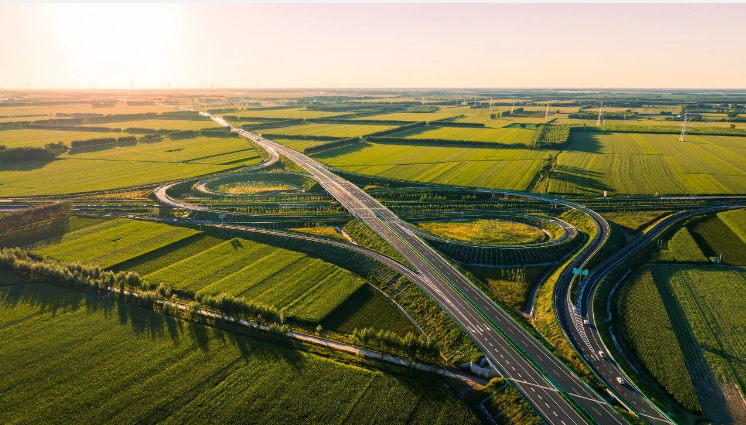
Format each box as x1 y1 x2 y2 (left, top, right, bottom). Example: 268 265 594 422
350 327 439 356
0 146 57 161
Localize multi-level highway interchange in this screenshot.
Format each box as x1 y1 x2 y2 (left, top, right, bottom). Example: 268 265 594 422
4 91 746 425
153 108 742 424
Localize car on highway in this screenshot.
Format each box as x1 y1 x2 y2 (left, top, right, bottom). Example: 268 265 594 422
617 377 627 386
598 350 607 359
583 319 590 326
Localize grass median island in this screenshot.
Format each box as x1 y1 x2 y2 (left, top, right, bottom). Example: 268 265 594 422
467 265 548 311
416 219 547 245
0 283 482 425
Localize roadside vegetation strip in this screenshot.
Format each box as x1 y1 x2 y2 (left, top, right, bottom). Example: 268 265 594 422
33 219 200 269
616 267 701 412
0 282 483 425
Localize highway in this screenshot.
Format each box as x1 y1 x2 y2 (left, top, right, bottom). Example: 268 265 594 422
191 113 632 425
557 204 744 424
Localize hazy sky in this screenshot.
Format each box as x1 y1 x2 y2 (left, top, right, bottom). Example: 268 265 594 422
1 3 744 89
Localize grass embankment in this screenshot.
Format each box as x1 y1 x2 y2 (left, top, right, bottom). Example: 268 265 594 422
288 225 349 241
602 210 672 234
531 209 602 387
342 219 410 266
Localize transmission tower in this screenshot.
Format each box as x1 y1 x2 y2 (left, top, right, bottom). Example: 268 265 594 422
596 100 604 126
511 99 515 114
545 101 550 119
679 114 688 142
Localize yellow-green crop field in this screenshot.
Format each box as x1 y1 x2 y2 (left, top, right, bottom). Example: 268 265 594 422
619 264 746 416
270 137 330 152
87 119 218 131
0 283 479 424
0 129 128 149
398 125 537 145
355 107 471 122
547 132 746 195
0 102 175 118
261 123 397 138
222 108 347 119
0 136 260 195
314 141 552 190
33 219 199 268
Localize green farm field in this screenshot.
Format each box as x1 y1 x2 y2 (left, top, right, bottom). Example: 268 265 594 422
87 119 219 131
0 283 480 425
146 238 367 323
271 137 333 152
261 123 398 138
0 128 128 149
652 227 709 263
616 267 701 412
29 218 414 329
547 132 746 195
396 125 536 145
33 219 200 268
223 107 347 119
0 136 261 195
620 264 746 421
314 141 553 190
355 107 471 122
0 102 175 118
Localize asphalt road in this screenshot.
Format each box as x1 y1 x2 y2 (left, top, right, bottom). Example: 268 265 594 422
202 118 631 425
557 204 744 424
